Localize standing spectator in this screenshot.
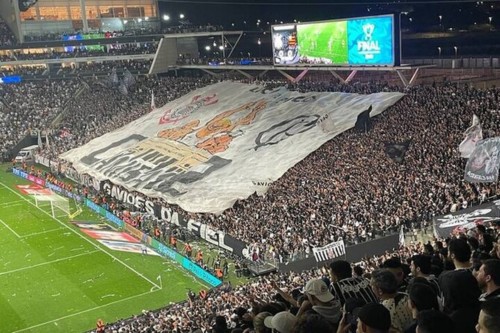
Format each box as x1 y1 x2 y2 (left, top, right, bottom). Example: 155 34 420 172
371 269 413 332
212 315 230 333
477 225 495 254
476 297 500 333
301 279 342 328
438 238 480 333
406 282 440 333
263 311 297 333
381 258 409 292
409 255 442 300
476 259 500 301
354 303 392 333
415 310 454 333
328 260 378 305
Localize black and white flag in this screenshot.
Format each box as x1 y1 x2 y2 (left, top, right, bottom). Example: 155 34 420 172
464 137 500 183
459 114 482 158
312 240 346 263
385 140 411 163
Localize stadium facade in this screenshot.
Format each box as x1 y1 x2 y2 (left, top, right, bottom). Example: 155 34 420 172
0 0 158 42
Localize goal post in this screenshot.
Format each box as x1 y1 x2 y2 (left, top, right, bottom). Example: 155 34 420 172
33 193 71 219
69 197 83 219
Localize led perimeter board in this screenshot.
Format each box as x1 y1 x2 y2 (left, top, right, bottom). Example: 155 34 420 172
272 14 397 66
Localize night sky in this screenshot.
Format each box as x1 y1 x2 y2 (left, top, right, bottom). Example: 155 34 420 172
158 0 499 31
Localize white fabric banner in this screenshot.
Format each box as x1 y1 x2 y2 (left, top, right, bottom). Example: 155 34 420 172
61 82 404 213
459 114 483 158
312 240 346 263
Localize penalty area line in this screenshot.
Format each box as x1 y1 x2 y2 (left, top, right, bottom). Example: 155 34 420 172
0 181 161 290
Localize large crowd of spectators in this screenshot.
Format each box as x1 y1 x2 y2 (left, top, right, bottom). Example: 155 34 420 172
3 65 500 333
3 71 500 263
0 60 152 80
0 79 82 159
0 17 16 47
94 223 500 333
88 80 500 260
16 24 224 44
189 81 500 261
16 75 500 263
0 43 157 62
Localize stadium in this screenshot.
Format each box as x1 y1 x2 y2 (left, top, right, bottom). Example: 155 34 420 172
1 0 500 332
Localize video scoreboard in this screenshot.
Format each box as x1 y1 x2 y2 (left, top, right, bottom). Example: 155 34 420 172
272 14 397 66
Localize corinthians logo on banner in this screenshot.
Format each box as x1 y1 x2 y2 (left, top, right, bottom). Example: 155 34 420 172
358 23 380 59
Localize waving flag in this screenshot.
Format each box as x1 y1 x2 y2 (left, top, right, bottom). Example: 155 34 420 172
150 91 156 111
37 130 43 148
459 114 482 158
464 137 500 183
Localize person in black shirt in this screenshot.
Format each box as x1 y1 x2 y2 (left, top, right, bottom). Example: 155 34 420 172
416 310 454 333
328 260 378 306
476 259 500 301
438 238 480 333
409 255 442 301
476 297 500 333
381 258 409 293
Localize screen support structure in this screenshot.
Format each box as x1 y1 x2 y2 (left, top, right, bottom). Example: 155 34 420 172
175 64 433 88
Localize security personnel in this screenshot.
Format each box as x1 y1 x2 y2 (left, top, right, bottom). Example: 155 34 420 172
215 267 223 280
196 250 203 265
184 242 193 258
154 227 161 239
96 319 105 333
170 235 177 250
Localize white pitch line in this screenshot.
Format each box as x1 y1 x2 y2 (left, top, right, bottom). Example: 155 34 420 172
0 218 22 239
0 203 23 209
0 200 24 206
0 250 99 277
12 289 160 333
21 227 66 238
0 181 161 290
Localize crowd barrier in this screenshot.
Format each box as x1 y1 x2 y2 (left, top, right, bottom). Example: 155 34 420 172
11 167 222 288
278 233 400 273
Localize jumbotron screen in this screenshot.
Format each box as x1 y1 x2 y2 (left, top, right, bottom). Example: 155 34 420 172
272 14 395 66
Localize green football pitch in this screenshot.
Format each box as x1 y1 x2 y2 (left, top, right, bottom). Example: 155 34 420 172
0 168 206 333
296 21 348 64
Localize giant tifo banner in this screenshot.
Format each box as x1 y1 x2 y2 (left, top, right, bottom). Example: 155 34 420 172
433 199 500 238
272 14 395 66
61 82 404 214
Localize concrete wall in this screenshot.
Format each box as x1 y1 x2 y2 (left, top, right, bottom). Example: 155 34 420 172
0 0 22 42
